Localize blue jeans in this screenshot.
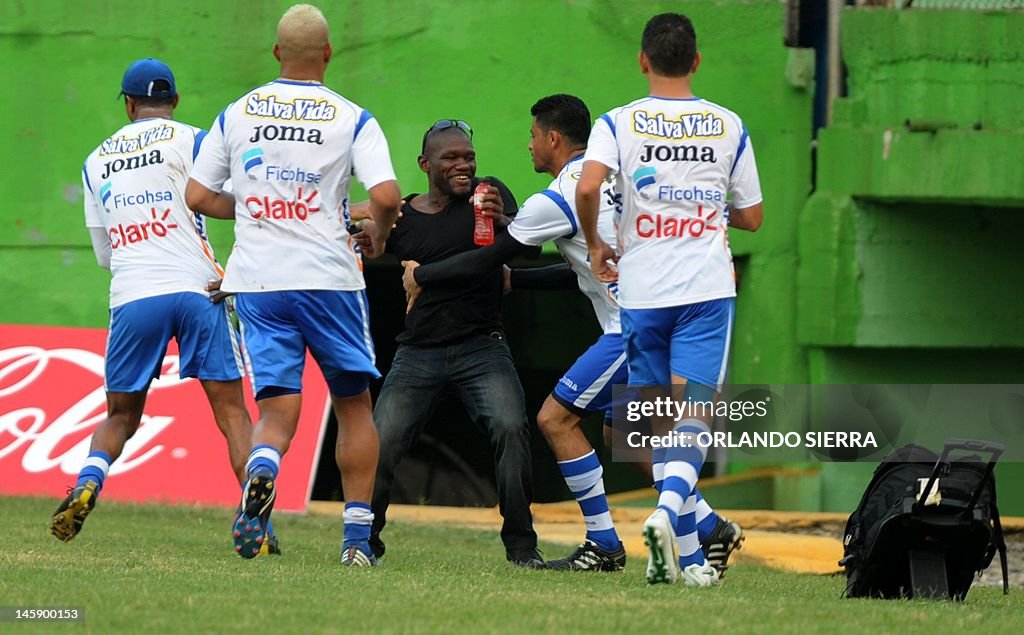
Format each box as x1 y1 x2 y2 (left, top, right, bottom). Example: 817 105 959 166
370 334 537 557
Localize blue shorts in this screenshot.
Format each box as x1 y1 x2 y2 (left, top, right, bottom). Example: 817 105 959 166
552 333 629 418
234 290 380 397
105 292 244 393
620 297 734 389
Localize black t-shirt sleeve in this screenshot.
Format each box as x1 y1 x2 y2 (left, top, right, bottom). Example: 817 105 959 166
383 196 416 256
509 263 579 291
414 230 530 288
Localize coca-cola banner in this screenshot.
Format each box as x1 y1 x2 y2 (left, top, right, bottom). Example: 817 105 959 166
0 324 331 512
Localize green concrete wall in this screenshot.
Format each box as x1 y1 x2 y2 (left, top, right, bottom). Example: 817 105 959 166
803 8 1024 513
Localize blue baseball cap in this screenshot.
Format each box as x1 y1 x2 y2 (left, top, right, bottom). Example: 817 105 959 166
120 58 177 98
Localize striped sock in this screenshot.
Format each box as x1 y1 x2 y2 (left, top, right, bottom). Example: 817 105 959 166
559 450 619 551
245 444 281 479
652 447 666 493
76 450 111 493
695 489 719 542
675 494 704 568
343 502 373 550
655 417 708 566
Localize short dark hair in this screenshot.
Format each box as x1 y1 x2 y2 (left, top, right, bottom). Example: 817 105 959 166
641 13 697 77
125 79 176 108
530 94 591 147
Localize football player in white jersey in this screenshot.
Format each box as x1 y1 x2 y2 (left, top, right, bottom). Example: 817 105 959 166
404 95 747 575
51 59 256 547
186 4 400 566
577 13 763 587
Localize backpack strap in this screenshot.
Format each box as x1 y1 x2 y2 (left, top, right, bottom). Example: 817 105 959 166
990 483 1009 595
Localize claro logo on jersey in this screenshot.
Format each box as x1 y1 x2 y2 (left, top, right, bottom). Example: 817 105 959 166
99 123 175 156
109 207 179 249
636 206 720 239
245 187 320 221
632 111 725 139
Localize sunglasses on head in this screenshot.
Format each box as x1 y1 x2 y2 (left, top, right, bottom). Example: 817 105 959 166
421 119 473 151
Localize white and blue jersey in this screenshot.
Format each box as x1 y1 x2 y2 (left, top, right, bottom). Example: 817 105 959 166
191 80 396 394
191 79 397 293
83 118 224 308
509 155 620 334
82 117 243 391
584 96 761 388
506 156 627 414
584 96 762 310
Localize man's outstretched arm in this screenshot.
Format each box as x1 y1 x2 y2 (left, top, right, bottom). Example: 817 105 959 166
412 230 532 288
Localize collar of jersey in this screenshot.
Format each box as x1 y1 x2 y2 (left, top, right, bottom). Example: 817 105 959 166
126 116 169 125
647 95 702 101
273 78 323 86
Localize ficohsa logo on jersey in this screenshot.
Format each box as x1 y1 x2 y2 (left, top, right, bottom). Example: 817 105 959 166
101 186 175 211
630 167 724 204
241 148 322 185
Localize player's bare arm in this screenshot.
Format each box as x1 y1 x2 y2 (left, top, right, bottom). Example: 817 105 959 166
576 160 617 282
727 202 763 232
364 179 402 257
185 179 236 220
87 227 112 270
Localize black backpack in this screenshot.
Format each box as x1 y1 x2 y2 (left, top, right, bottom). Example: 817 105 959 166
840 439 1008 600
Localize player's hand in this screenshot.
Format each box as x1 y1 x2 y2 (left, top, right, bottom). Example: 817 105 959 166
352 220 390 259
588 241 619 283
343 208 402 229
351 220 377 256
503 265 512 294
401 260 422 313
206 279 232 303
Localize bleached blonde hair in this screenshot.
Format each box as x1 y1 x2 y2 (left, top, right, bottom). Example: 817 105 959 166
277 4 330 61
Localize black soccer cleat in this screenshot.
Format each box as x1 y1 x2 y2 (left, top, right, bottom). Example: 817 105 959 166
50 480 100 542
232 472 276 559
369 534 386 560
701 516 744 575
546 540 626 572
508 547 546 569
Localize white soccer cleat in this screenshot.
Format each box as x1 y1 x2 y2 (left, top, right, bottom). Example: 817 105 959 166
680 561 720 587
642 508 680 584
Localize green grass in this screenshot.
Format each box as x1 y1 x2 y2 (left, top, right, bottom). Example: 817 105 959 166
2 496 1021 634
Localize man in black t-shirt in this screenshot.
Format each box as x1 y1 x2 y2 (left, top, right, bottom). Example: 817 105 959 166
355 120 542 568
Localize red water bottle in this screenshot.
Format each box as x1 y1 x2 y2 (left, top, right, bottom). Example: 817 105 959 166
473 181 494 246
